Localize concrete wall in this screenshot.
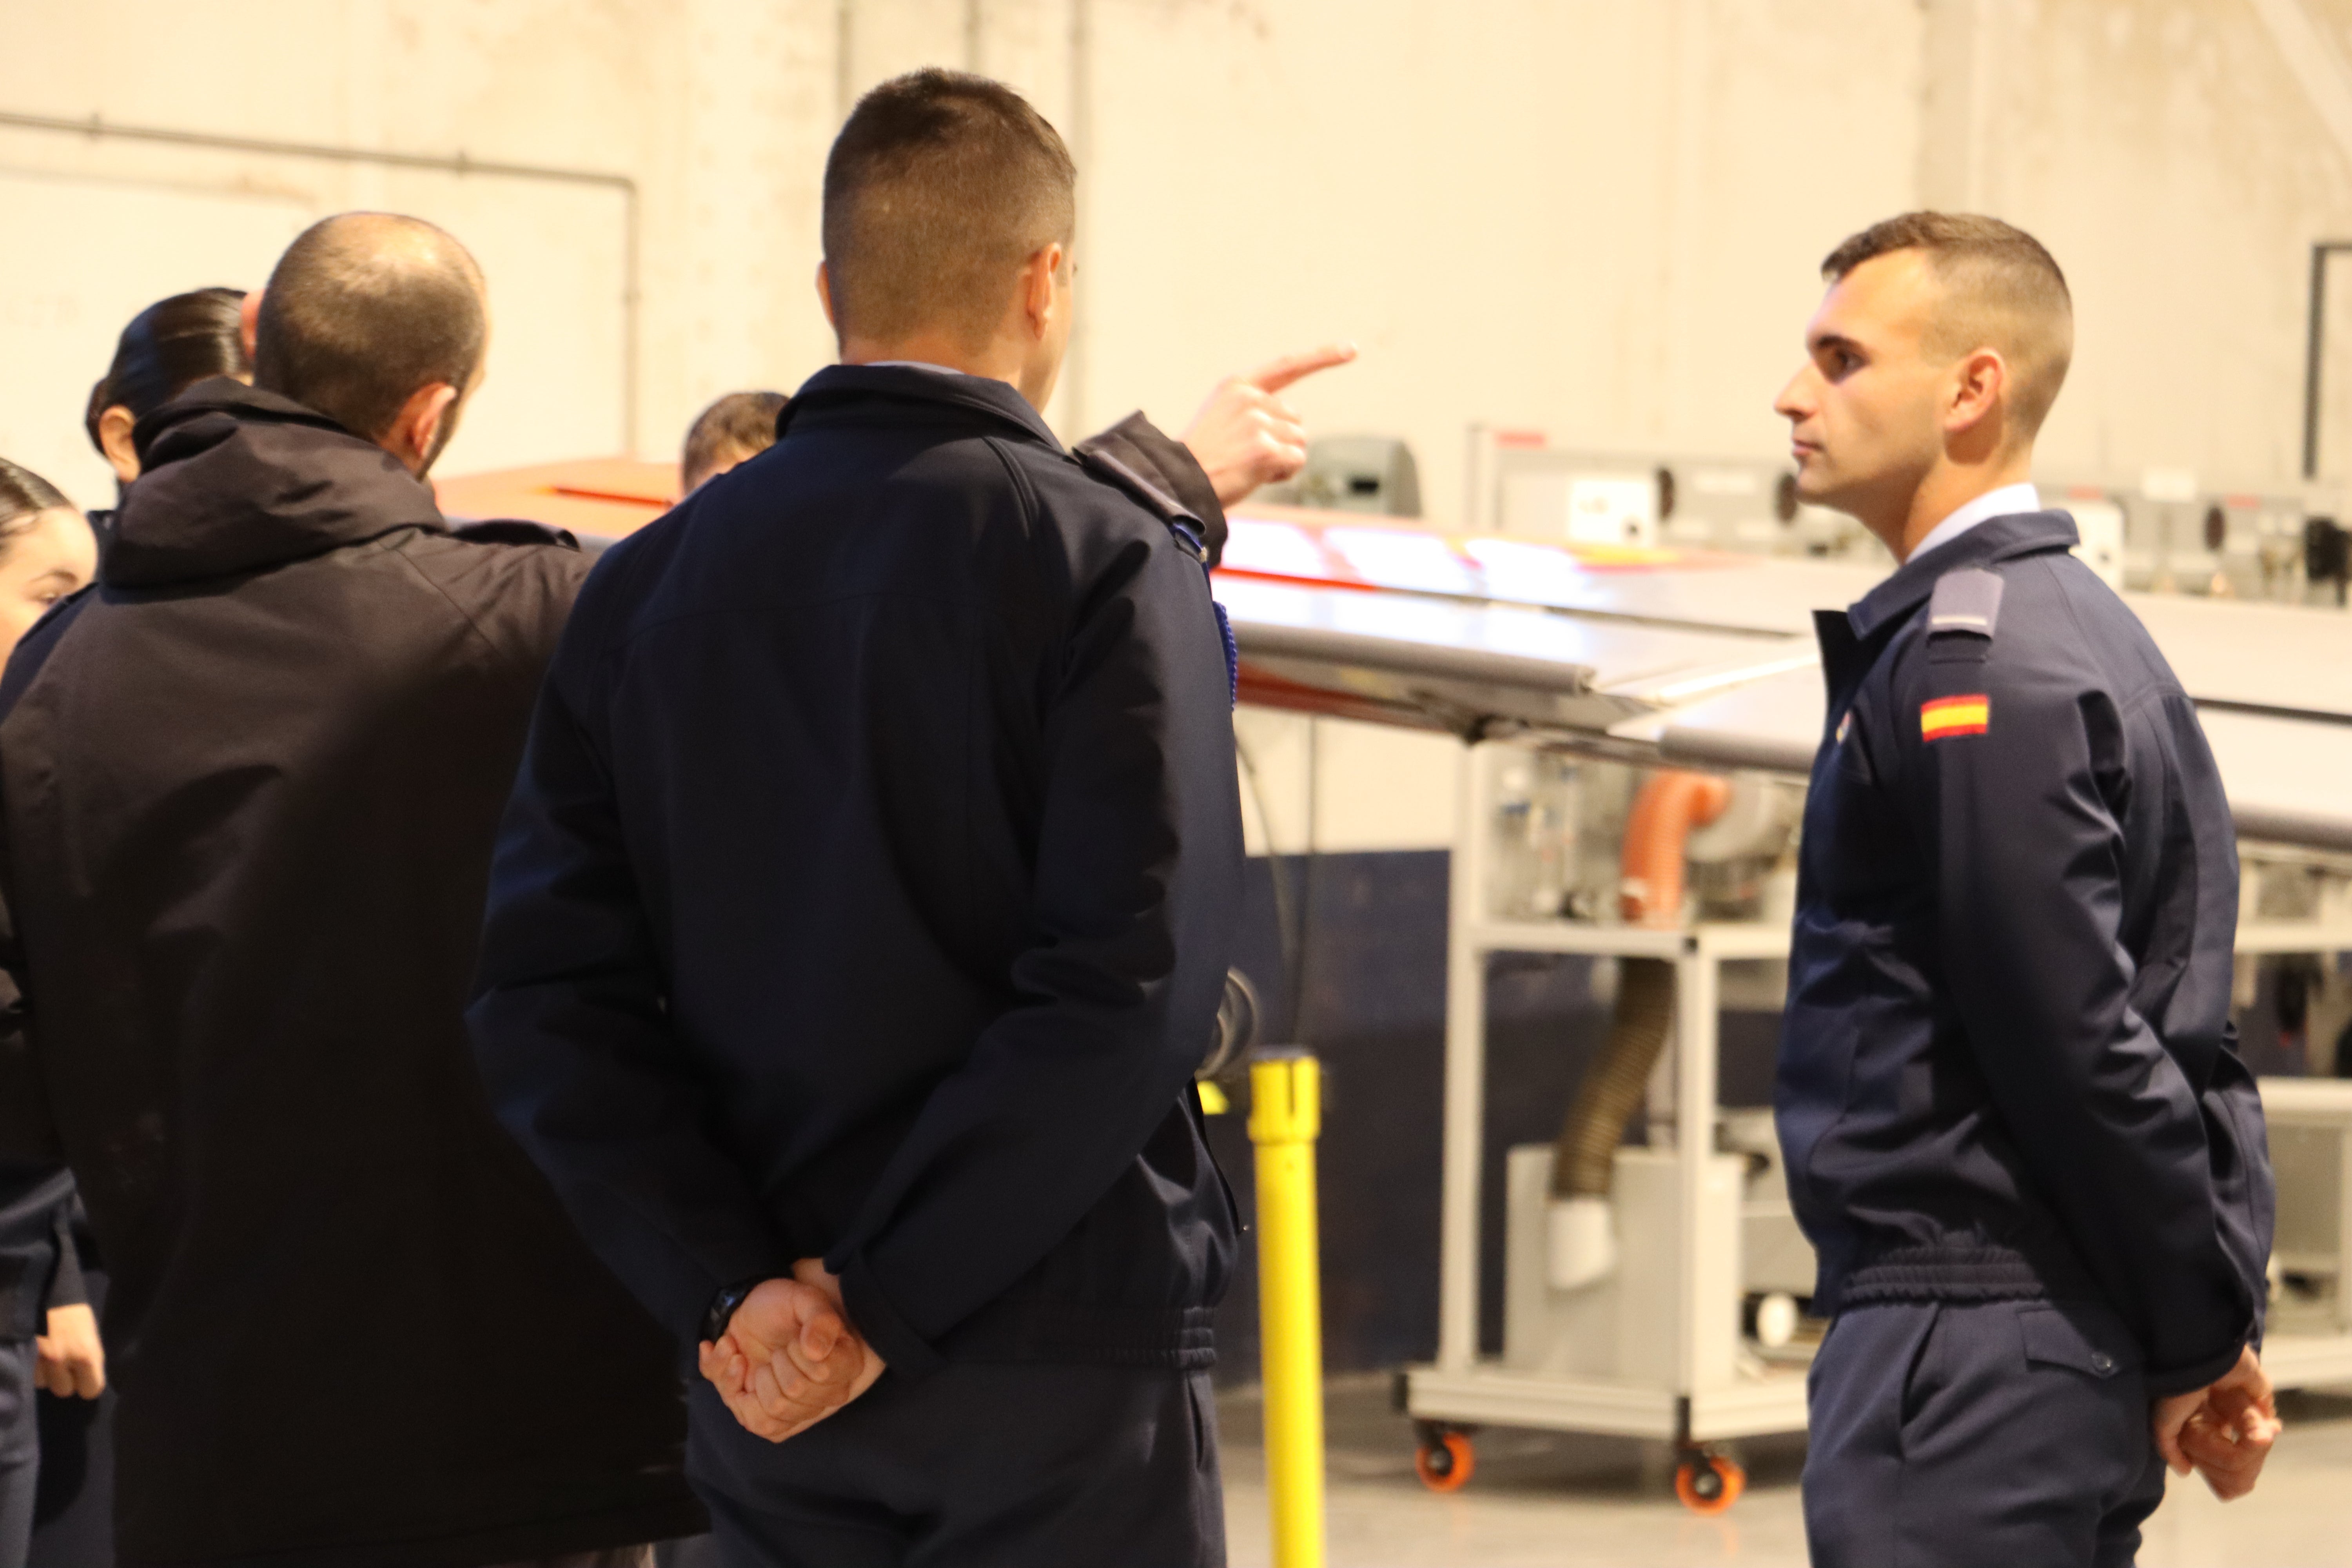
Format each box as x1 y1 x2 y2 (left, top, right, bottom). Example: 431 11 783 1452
11 2 2352 847
1927 0 2352 490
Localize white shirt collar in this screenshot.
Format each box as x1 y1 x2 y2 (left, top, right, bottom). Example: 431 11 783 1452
863 359 971 377
1908 481 2041 563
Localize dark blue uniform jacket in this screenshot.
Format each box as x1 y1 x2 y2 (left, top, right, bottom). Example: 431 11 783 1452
468 365 1245 1380
1779 509 2273 1396
0 1165 81 1341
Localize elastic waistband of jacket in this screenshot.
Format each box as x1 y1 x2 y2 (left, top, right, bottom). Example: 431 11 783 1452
938 1301 1219 1370
1835 1243 2097 1307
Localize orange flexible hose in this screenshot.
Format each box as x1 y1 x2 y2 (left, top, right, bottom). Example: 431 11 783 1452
1619 771 1733 926
1550 771 1732 1199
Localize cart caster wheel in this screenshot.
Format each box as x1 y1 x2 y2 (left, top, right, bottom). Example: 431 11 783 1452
1415 1430 1475 1492
1674 1452 1745 1515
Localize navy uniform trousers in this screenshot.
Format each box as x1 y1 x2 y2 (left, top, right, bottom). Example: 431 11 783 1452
686 1365 1223 1568
0 1338 35 1568
1805 1298 2167 1567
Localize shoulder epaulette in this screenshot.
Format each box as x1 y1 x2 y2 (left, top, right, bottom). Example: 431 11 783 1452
1927 566 2005 641
1073 448 1209 562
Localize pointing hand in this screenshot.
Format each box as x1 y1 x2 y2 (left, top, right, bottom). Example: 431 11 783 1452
1181 343 1359 506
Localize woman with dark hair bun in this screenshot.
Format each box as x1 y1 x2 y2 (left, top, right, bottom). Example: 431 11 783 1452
84 287 251 488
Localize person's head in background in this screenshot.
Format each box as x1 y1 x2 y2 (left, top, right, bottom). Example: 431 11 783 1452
247 212 489 478
681 390 788 493
1773 211 2072 562
87 287 253 488
0 459 98 660
819 70 1076 412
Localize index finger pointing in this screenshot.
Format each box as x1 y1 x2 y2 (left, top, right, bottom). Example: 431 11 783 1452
1243 342 1359 394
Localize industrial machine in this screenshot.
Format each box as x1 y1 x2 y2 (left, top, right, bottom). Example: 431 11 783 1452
1455 428 2342 605
1461 427 1869 560
1292 434 1422 517
2116 474 2315 599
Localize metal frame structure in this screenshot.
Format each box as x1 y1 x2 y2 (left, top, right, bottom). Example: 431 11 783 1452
2305 240 2352 480
2256 1076 2352 1390
1408 740 1806 1450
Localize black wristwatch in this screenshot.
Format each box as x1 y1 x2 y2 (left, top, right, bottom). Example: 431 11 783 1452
702 1275 776 1343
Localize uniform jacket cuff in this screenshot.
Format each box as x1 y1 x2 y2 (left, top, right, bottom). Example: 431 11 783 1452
2143 1334 2250 1398
44 1207 85 1311
837 1252 946 1381
1075 414 1229 567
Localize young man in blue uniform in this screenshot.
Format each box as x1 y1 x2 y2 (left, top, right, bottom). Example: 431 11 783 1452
1771 212 2280 1565
470 72 1249 1566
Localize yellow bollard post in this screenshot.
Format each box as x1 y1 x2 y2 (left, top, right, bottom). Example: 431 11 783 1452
1248 1052 1327 1568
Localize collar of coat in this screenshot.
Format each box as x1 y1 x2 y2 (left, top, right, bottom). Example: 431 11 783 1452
1843 509 2081 643
106 377 446 590
779 363 1068 452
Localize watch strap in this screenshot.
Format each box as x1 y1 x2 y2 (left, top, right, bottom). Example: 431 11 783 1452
701 1275 775 1344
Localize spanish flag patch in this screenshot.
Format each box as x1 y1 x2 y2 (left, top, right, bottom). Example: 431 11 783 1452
1921 694 1990 740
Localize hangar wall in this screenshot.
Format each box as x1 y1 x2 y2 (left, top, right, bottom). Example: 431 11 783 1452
11 2 2352 528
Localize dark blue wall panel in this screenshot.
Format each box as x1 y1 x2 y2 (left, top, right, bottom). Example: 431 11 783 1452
1204 849 1781 1386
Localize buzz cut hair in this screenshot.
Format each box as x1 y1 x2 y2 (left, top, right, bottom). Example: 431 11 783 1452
1823 211 2074 437
254 212 487 442
822 69 1076 351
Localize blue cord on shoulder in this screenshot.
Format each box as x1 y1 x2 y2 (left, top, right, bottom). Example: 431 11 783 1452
1214 599 1238 708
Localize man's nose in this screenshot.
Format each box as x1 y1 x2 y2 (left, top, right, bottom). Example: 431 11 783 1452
1772 368 1813 421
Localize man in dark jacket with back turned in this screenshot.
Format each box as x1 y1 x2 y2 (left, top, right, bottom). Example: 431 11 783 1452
0 213 704 1568
470 72 1248 1566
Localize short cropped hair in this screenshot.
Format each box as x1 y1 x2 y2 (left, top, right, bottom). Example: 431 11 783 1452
254 213 487 441
1823 212 2074 436
681 390 788 492
822 70 1076 350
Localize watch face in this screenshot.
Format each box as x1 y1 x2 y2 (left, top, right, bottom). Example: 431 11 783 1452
706 1277 769 1342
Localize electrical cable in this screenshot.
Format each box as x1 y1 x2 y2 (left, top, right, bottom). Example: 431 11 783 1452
1235 726 1308 1044
1292 720 1321 1044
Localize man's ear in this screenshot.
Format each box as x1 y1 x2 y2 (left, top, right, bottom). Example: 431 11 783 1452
383 382 460 475
238 290 262 362
1938 345 2013 456
817 261 837 331
1945 347 2008 438
1022 242 1065 339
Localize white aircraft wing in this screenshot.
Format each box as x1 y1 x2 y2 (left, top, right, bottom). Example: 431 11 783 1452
1218 506 2352 851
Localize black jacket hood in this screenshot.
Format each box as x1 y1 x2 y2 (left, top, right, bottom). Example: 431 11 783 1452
111 377 444 589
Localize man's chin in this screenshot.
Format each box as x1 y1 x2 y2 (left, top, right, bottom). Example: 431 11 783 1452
1789 470 1840 513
